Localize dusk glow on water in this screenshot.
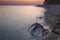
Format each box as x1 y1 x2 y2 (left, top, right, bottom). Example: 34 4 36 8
0 6 47 40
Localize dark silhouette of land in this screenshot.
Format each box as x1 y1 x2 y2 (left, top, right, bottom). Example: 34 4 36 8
44 0 60 5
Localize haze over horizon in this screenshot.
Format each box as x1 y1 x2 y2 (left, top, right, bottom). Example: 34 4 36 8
0 0 45 5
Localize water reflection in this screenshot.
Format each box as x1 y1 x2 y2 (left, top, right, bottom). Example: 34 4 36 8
0 6 46 40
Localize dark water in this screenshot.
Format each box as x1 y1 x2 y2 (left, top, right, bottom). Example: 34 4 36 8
0 6 46 40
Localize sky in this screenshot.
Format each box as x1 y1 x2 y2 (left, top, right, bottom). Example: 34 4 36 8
0 0 45 5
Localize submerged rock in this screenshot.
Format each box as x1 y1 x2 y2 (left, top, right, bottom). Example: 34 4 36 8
28 23 48 38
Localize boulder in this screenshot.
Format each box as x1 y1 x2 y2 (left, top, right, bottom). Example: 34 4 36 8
28 23 48 38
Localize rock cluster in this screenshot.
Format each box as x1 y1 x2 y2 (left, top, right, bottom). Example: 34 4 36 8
43 5 60 40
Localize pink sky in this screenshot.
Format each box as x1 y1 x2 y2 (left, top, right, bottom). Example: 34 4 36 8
0 0 45 5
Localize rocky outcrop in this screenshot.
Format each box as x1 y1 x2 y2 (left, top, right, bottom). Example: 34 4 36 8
44 0 60 5
43 5 60 40
44 5 60 29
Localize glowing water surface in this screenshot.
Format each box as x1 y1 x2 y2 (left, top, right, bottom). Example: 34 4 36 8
0 6 47 40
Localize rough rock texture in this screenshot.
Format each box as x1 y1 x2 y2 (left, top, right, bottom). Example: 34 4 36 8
28 23 44 38
41 32 60 40
34 5 60 40
42 5 60 40
44 5 60 29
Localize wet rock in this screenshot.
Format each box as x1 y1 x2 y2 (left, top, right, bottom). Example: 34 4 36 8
51 23 60 35
41 32 60 40
28 23 49 38
41 5 60 40
28 23 44 38
44 5 60 32
43 29 49 36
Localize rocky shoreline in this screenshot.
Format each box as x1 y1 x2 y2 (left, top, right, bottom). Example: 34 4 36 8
41 5 60 40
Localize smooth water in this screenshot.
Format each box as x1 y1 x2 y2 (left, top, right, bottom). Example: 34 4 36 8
0 6 47 40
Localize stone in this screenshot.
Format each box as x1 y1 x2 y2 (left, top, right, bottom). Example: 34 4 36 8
28 23 44 38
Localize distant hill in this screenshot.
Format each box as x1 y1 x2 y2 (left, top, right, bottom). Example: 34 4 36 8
44 0 60 5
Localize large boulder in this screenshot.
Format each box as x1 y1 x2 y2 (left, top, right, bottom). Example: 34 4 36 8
28 23 44 38
28 23 48 38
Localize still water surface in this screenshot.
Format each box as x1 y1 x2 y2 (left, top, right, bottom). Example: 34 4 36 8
0 6 46 40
